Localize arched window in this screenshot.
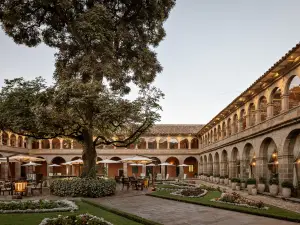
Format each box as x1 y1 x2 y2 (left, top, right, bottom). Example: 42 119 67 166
259 96 267 122
271 87 282 116
287 76 300 109
248 103 255 126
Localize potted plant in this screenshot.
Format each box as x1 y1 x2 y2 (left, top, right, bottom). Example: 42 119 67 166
215 174 220 183
231 178 238 190
269 176 279 196
219 176 224 184
246 178 256 195
281 181 293 198
252 186 258 195
240 179 246 189
224 175 229 185
258 177 266 193
236 179 241 191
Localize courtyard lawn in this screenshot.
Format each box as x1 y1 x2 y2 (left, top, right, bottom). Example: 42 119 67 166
149 188 300 223
0 201 149 225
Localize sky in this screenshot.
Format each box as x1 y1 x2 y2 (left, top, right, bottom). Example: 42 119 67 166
1 1 300 124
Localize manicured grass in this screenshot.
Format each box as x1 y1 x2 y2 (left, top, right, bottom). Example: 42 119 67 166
149 189 300 223
0 201 143 225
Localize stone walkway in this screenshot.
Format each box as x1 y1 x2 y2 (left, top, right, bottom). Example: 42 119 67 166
90 189 299 225
197 180 300 214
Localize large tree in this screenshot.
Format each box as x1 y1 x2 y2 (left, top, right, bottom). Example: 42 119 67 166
0 0 175 177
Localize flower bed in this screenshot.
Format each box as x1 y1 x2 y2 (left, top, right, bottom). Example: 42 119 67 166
211 192 268 210
171 188 208 198
39 213 113 225
50 177 116 198
0 199 78 214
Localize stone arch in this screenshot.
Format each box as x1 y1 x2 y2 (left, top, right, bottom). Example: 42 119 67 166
159 137 168 149
180 138 189 149
248 103 256 126
240 109 246 130
199 156 203 174
217 125 221 140
35 156 48 177
52 138 60 149
282 129 300 185
222 121 226 138
208 154 213 176
137 138 146 149
221 149 229 176
10 134 16 147
63 139 71 149
108 156 123 177
148 138 157 149
41 139 50 149
203 155 208 175
191 138 199 149
31 139 39 149
17 136 23 148
51 156 67 175
259 96 268 122
184 156 198 178
169 137 179 149
207 132 211 144
230 147 240 178
233 114 238 134
166 157 180 178
270 87 282 116
242 143 255 179
213 127 217 142
214 152 220 176
73 140 82 149
1 132 8 145
286 75 300 109
227 118 232 136
259 137 279 184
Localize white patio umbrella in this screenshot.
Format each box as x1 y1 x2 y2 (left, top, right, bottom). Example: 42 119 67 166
146 163 157 167
97 159 119 177
49 164 61 175
121 156 152 164
178 164 189 167
130 163 144 166
21 162 42 167
5 155 45 162
69 159 83 164
158 162 175 166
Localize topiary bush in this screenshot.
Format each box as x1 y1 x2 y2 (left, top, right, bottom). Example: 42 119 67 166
281 181 293 189
50 177 116 198
246 178 256 185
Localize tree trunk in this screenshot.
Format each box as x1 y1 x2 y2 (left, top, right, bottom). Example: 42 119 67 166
81 128 97 178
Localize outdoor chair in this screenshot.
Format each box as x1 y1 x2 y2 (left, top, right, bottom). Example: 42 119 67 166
122 177 130 190
30 174 43 195
1 182 13 195
156 173 162 181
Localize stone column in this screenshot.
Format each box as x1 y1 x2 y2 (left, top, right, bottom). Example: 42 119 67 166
255 110 261 124
7 133 11 146
22 136 25 148
59 139 63 149
179 166 184 178
177 137 181 149
207 162 213 175
213 162 219 175
167 137 170 149
278 154 294 183
229 161 237 178
38 140 42 149
71 140 74 149
142 165 146 175
231 122 235 134
161 165 165 179
281 94 289 112
49 139 53 149
145 139 149 149
188 138 192 149
15 162 21 180
267 103 274 119
255 157 266 180
27 138 33 149
15 135 19 147
245 115 250 128
156 137 160 149
0 132 2 146
123 163 128 177
238 120 243 133
220 161 226 176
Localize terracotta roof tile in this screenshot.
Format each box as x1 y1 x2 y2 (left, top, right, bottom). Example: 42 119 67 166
145 124 204 135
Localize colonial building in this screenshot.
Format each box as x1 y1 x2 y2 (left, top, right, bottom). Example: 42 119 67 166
1 42 300 188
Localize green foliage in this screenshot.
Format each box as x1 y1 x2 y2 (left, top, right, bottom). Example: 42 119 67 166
0 200 67 211
281 181 293 189
246 178 256 185
50 177 116 198
269 178 279 185
231 178 240 183
259 177 266 184
0 1 175 178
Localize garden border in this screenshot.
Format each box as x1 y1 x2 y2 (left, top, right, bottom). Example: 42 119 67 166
146 193 300 223
82 199 163 225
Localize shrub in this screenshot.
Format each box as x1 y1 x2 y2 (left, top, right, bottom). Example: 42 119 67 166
219 176 224 179
215 174 220 177
259 177 266 184
40 213 112 225
231 178 240 183
281 181 293 189
50 177 116 198
224 175 229 179
240 179 245 183
269 177 279 185
246 178 256 185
